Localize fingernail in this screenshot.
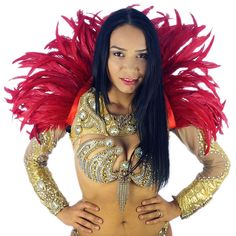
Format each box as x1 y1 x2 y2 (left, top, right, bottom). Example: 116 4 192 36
95 226 100 230
142 201 146 205
137 207 141 212
96 207 100 211
98 219 103 224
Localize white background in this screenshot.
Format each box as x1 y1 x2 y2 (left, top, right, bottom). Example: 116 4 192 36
0 0 235 235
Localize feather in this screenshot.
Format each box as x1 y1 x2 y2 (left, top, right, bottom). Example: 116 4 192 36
5 6 227 154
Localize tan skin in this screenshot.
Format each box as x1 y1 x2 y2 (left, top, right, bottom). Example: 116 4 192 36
57 24 181 236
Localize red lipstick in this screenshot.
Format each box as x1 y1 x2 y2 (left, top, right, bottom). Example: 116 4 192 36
120 77 138 86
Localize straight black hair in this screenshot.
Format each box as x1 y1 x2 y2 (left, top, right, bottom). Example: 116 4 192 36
92 8 169 189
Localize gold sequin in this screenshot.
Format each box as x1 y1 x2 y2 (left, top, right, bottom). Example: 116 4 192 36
158 222 169 236
24 130 69 215
70 90 154 211
175 128 230 219
76 138 153 187
70 89 137 144
71 90 153 187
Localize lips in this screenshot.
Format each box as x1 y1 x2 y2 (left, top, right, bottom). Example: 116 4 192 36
120 77 138 86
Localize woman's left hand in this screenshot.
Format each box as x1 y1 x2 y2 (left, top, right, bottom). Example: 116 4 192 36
136 195 181 225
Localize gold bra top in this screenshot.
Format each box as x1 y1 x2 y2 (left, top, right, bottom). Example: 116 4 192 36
70 89 154 187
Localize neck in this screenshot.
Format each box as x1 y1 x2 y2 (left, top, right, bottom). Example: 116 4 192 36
107 87 134 115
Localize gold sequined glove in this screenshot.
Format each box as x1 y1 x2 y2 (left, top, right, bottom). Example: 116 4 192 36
173 126 230 219
24 129 69 215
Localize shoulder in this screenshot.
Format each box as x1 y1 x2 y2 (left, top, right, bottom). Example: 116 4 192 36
66 87 96 126
70 88 108 136
79 87 96 110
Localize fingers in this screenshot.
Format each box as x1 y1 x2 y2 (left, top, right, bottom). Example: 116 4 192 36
76 222 93 234
76 200 100 212
71 200 103 234
138 209 163 224
137 203 159 213
79 209 103 225
141 195 162 205
145 217 163 225
138 195 179 224
137 196 165 225
76 217 100 234
77 200 103 223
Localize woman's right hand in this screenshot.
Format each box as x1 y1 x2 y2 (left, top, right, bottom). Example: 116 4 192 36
56 200 103 234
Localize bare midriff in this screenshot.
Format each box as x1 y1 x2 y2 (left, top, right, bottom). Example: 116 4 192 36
74 160 166 236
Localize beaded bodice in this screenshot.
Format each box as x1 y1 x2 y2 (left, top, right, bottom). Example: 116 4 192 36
70 89 154 188
23 94 230 214
76 138 153 186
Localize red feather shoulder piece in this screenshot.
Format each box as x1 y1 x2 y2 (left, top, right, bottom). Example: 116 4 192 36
153 9 228 152
5 10 102 139
5 6 227 153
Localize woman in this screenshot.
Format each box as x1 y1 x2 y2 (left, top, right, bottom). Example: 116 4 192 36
6 6 230 236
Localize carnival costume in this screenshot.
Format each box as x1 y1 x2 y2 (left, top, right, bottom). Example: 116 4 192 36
5 5 230 236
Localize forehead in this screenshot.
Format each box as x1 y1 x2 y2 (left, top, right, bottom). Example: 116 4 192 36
110 24 146 49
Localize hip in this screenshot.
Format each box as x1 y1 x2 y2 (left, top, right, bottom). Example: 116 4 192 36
70 221 170 236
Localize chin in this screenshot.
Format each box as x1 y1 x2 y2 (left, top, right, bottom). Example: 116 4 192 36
120 83 141 94
119 87 137 94
110 82 140 95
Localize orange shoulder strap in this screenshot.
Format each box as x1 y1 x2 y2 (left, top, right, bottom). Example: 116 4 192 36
66 85 91 126
164 93 176 129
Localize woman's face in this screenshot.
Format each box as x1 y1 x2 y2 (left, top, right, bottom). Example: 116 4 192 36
107 24 147 95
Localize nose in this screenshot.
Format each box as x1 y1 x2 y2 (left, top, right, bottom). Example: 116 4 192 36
122 57 139 72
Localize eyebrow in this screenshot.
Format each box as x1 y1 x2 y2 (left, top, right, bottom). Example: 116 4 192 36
110 45 147 52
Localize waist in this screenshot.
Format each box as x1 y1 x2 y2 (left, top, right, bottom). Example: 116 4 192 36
78 196 168 236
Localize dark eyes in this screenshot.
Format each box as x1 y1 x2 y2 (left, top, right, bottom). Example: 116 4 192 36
112 51 148 59
113 51 124 57
137 53 148 59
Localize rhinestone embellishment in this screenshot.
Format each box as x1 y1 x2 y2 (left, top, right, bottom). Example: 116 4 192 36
78 110 87 120
105 138 114 147
108 126 120 136
75 125 82 134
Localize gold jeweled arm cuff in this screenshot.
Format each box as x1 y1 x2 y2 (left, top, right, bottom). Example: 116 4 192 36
24 130 69 215
174 174 227 218
173 127 230 219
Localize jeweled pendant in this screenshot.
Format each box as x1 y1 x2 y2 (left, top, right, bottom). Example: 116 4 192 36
117 161 130 211
117 177 130 212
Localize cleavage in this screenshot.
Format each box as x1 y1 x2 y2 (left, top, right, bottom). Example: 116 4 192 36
109 136 141 173
78 134 141 173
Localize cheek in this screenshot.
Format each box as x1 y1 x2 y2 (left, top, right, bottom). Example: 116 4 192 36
138 61 147 74
107 58 120 76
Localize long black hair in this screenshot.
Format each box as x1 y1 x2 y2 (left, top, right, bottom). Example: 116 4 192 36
92 8 169 189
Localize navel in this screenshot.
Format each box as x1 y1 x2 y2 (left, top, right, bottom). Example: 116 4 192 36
121 220 127 224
